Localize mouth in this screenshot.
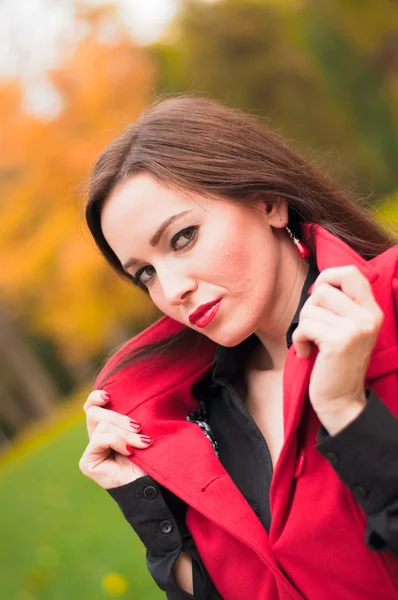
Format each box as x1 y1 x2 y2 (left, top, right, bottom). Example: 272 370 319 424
189 299 222 328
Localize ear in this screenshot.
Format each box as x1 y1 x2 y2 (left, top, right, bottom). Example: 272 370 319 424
264 196 289 229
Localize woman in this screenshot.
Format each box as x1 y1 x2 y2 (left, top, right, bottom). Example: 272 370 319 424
79 96 398 599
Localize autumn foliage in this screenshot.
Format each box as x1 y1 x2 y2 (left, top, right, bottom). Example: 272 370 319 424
0 7 155 371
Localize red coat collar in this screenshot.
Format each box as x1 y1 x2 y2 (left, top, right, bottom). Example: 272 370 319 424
301 223 379 285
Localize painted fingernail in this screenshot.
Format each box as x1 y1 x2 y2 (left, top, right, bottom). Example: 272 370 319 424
140 435 152 445
126 445 135 454
101 391 110 401
130 420 140 430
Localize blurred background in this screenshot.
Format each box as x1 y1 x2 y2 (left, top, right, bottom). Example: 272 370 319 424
0 0 397 598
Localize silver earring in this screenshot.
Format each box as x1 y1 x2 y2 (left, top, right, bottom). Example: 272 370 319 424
285 225 310 260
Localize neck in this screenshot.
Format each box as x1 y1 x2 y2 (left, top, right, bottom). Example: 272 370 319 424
254 235 310 371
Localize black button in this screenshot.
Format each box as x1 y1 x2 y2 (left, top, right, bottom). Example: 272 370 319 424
143 485 157 499
159 520 173 534
352 485 368 500
325 451 339 466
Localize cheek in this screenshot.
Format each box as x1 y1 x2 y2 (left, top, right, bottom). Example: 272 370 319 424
150 292 180 321
200 221 252 280
206 220 271 288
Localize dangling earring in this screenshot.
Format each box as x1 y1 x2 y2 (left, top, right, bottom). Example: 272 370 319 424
285 225 311 260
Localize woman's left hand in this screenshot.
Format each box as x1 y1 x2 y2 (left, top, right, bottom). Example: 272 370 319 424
292 265 384 435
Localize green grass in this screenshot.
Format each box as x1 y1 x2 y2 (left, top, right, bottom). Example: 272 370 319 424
0 417 163 600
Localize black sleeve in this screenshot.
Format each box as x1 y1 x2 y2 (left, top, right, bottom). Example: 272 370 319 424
316 389 398 556
107 476 222 599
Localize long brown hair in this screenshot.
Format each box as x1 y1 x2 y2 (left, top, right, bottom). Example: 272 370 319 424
86 95 396 377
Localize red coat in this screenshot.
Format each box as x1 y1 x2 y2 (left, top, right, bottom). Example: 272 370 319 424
96 224 398 599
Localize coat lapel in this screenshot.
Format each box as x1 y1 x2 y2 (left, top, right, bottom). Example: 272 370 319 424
103 335 275 564
269 345 317 542
131 420 278 568
269 225 397 541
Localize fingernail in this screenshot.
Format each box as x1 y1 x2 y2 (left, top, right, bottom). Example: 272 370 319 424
130 420 140 430
126 445 134 454
140 435 152 445
101 391 110 402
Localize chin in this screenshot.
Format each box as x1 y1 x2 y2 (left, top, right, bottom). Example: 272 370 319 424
207 324 255 348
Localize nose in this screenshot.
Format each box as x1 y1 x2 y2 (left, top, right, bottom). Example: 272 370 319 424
159 267 197 306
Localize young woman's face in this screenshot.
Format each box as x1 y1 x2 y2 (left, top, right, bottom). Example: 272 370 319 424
101 172 289 347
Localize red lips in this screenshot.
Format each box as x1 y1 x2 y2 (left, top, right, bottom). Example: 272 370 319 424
189 299 222 328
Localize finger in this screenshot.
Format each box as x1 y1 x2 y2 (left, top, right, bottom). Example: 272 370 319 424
292 319 340 358
295 305 347 358
88 432 151 460
92 422 152 451
86 405 141 438
83 390 109 413
308 284 368 321
78 438 133 479
85 434 136 459
299 304 344 328
312 266 373 308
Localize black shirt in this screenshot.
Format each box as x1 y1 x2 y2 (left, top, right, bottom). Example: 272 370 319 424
108 262 398 598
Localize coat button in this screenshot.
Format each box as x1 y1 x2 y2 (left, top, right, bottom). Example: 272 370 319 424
325 451 339 466
143 485 157 499
352 485 368 500
159 520 173 534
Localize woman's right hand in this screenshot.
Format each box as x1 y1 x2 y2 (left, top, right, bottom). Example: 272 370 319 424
79 390 151 489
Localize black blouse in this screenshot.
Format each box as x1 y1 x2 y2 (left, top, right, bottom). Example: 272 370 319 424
108 262 398 598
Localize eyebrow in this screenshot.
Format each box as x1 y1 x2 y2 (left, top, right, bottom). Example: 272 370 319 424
122 209 192 272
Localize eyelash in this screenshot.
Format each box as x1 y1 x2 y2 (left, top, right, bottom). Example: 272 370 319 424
132 226 199 287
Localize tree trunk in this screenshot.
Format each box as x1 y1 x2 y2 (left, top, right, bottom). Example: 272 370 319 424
0 302 57 420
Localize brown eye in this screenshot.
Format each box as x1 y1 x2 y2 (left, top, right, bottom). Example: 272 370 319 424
171 226 198 251
134 265 156 286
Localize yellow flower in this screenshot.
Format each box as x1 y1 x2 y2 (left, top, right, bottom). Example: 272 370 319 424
101 572 128 597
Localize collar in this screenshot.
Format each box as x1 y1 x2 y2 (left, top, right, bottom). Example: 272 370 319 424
212 259 320 385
